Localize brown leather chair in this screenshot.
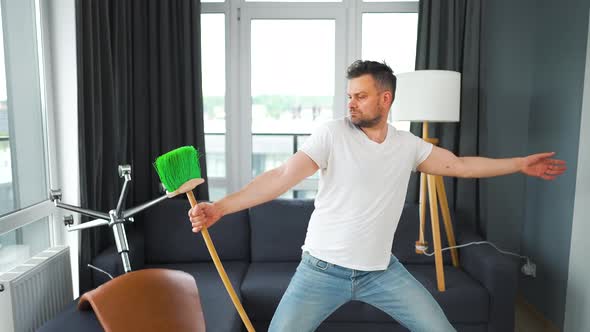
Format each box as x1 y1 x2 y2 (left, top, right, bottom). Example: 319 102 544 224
78 268 206 332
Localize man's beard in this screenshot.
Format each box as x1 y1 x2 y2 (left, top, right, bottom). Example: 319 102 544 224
350 108 383 128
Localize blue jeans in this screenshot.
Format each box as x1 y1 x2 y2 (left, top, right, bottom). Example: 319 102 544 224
268 252 456 332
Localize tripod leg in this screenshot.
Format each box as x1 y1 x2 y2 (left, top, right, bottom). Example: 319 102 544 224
427 174 445 292
416 172 428 254
435 175 460 268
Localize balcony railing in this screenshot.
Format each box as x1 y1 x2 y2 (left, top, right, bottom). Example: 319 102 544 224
204 132 317 199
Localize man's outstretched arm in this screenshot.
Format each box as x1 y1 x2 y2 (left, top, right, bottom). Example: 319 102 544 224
417 146 567 180
188 151 319 232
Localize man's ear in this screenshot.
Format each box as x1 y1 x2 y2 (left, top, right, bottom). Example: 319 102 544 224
382 91 393 107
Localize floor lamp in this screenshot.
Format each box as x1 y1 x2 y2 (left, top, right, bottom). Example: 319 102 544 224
390 70 461 292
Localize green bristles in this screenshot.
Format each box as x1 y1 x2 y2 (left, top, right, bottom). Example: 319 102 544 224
154 146 202 192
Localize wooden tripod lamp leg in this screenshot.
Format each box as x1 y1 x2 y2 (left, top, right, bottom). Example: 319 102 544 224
427 174 446 292
416 171 429 254
435 175 460 268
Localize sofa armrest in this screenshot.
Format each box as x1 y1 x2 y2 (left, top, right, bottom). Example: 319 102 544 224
458 228 520 332
91 231 145 288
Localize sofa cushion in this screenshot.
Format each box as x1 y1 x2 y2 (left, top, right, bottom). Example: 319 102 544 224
146 262 249 332
38 300 103 332
407 265 488 323
241 262 299 321
249 199 314 262
144 198 250 263
241 262 488 324
393 203 459 265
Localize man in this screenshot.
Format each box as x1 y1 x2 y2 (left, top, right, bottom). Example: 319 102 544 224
188 60 567 332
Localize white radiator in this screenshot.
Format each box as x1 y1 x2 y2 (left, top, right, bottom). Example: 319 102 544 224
0 246 72 332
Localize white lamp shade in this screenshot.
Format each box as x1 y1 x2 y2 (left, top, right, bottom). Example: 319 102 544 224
390 70 461 122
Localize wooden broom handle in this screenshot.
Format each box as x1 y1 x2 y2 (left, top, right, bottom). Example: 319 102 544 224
186 191 255 332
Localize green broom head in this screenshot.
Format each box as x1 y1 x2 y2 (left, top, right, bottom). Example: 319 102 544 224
154 146 202 192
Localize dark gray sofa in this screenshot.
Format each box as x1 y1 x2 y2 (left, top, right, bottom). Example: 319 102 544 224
39 198 519 332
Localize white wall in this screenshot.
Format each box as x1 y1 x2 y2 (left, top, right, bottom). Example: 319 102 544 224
564 9 590 332
41 0 80 298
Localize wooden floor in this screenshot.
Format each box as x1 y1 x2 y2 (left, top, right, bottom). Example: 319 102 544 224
515 297 561 332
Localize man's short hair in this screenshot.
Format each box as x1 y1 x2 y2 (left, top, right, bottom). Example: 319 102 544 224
346 60 397 97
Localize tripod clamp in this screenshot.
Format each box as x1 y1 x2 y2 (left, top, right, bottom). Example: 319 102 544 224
50 164 169 274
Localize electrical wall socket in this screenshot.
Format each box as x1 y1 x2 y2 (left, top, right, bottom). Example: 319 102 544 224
521 260 537 277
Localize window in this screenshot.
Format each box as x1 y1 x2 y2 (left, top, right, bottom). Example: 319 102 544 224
201 0 418 200
0 0 55 272
250 19 335 178
362 12 418 131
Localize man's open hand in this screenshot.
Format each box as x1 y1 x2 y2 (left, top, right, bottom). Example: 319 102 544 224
521 152 567 180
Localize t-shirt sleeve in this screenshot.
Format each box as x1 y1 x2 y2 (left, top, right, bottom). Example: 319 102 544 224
412 134 433 172
299 125 332 169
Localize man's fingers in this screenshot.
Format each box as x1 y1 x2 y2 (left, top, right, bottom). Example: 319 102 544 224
191 219 204 232
543 159 567 175
190 202 211 215
188 205 200 218
192 220 209 233
544 159 566 165
546 165 567 173
190 214 206 225
531 152 557 163
545 170 565 176
538 152 556 158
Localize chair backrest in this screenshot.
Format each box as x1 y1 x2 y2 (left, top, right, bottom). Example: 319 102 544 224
79 268 205 331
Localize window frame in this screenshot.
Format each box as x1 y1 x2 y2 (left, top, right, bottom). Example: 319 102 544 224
201 0 418 197
0 0 59 247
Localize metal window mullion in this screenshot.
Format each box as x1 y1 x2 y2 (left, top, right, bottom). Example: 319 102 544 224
35 0 61 247
334 4 348 119
219 0 239 194
238 3 253 189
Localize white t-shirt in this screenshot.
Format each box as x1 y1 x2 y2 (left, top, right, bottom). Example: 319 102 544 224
299 117 433 271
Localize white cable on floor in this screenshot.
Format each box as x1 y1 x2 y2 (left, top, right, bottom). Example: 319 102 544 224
418 241 528 260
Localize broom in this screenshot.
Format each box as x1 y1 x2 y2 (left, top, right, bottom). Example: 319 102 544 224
154 146 255 332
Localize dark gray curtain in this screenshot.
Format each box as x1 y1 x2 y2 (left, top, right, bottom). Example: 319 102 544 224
409 0 483 233
76 0 209 293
